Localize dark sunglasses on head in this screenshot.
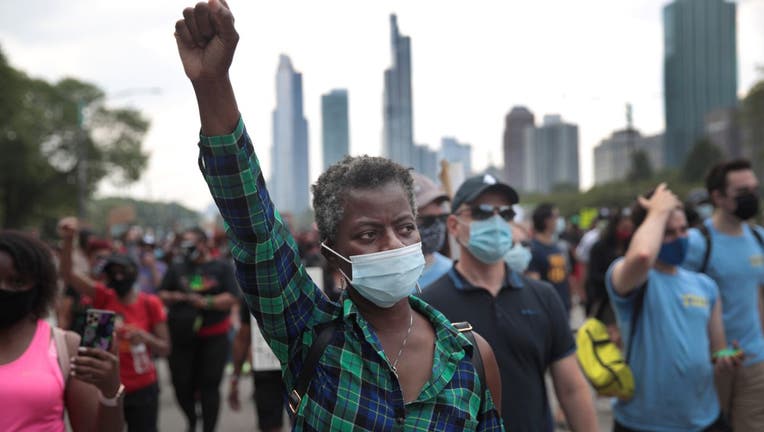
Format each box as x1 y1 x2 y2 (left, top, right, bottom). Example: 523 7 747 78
460 204 516 221
417 214 448 228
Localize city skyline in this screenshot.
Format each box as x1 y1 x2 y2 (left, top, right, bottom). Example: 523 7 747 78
321 89 350 171
1 0 762 211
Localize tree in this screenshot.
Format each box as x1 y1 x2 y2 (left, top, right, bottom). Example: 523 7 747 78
741 80 764 178
627 150 653 182
0 48 149 228
681 138 723 183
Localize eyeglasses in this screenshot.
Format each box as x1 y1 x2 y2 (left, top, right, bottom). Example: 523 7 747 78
458 204 516 222
416 214 448 228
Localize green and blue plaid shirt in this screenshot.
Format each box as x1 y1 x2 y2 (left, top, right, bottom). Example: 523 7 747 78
197 118 504 431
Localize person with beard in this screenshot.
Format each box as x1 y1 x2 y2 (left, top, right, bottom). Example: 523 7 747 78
59 218 170 432
158 227 238 432
0 230 125 431
682 159 764 431
411 171 452 288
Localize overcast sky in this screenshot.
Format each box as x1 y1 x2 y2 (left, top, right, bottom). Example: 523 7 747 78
1 0 762 212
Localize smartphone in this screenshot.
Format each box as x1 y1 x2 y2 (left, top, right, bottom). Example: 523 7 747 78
80 309 116 351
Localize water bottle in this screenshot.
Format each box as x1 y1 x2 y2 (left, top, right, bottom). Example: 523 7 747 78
130 342 152 374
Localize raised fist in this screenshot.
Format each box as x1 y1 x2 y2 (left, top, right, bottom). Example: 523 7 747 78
174 0 239 82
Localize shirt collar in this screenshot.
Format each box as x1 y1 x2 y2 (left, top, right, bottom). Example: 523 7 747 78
447 261 525 291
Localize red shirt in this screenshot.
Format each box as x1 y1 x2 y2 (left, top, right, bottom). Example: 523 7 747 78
93 283 166 393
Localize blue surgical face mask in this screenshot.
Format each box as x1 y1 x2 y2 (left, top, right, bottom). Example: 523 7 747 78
459 214 514 264
504 242 532 274
321 242 425 308
657 236 689 266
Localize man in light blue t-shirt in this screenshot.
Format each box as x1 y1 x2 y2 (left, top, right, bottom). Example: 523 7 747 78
682 159 764 432
607 184 737 432
411 171 453 289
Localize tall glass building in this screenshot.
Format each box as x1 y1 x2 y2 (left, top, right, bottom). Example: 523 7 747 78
383 14 414 168
271 54 310 214
321 89 349 171
663 0 737 167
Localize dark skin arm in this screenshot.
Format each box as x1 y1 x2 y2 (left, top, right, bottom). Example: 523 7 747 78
58 217 97 299
64 331 125 431
228 320 252 411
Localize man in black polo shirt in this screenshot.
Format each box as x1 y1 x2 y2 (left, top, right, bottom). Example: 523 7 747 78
420 174 597 432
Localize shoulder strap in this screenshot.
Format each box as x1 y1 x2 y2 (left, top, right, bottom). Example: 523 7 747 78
287 320 340 415
452 321 486 390
626 281 647 364
749 224 764 250
52 327 71 386
698 224 713 273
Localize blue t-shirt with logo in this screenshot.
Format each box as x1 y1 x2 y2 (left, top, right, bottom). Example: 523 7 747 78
606 258 719 431
683 220 764 366
418 252 452 289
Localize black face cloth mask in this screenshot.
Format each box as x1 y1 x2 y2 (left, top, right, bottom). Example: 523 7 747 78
0 289 36 329
734 192 760 221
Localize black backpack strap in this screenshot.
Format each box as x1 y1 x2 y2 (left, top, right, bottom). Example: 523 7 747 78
626 281 648 363
288 320 340 415
749 224 764 249
452 322 486 390
699 224 713 274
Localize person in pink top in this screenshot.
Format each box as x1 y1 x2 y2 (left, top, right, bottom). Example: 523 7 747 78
0 230 125 431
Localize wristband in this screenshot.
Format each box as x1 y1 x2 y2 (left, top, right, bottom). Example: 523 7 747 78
99 384 125 407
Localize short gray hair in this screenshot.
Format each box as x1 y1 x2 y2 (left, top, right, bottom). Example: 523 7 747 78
312 155 416 243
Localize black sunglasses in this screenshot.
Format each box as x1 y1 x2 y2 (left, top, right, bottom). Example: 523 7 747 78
417 214 448 228
459 204 516 221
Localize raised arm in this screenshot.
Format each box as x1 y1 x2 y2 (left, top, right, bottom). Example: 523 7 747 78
174 0 335 367
611 184 681 296
58 217 97 298
174 0 239 135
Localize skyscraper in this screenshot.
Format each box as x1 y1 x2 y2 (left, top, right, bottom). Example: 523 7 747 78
441 137 473 177
663 0 737 167
593 129 665 185
383 14 414 168
271 54 310 214
503 106 535 191
523 115 579 194
321 89 350 171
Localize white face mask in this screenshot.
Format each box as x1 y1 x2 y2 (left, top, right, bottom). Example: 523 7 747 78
321 242 425 308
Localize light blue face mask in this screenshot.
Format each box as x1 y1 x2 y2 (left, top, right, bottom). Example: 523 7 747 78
504 242 532 274
321 242 425 308
460 214 514 264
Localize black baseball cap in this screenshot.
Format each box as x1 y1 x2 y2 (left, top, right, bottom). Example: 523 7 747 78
103 254 138 272
451 174 519 213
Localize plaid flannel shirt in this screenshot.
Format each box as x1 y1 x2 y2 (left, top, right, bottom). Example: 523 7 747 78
197 118 504 431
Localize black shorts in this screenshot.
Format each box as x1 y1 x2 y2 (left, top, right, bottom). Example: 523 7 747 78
253 370 286 429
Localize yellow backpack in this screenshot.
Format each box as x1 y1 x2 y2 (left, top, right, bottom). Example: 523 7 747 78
576 317 634 399
576 283 647 399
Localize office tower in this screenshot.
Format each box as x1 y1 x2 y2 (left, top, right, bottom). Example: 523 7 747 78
593 130 665 185
523 115 579 193
271 54 310 214
441 137 473 177
321 89 350 171
663 0 737 167
382 14 414 168
503 106 535 191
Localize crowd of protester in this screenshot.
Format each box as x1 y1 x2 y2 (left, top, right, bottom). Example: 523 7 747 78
3 1 764 431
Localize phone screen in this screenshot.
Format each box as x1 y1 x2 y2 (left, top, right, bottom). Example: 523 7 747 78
80 309 116 350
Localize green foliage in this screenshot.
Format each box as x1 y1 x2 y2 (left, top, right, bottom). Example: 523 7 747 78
681 138 723 183
742 80 764 177
0 47 149 229
521 168 699 218
87 197 200 237
627 150 653 182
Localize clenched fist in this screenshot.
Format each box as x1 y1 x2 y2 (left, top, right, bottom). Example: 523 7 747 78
174 0 239 82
